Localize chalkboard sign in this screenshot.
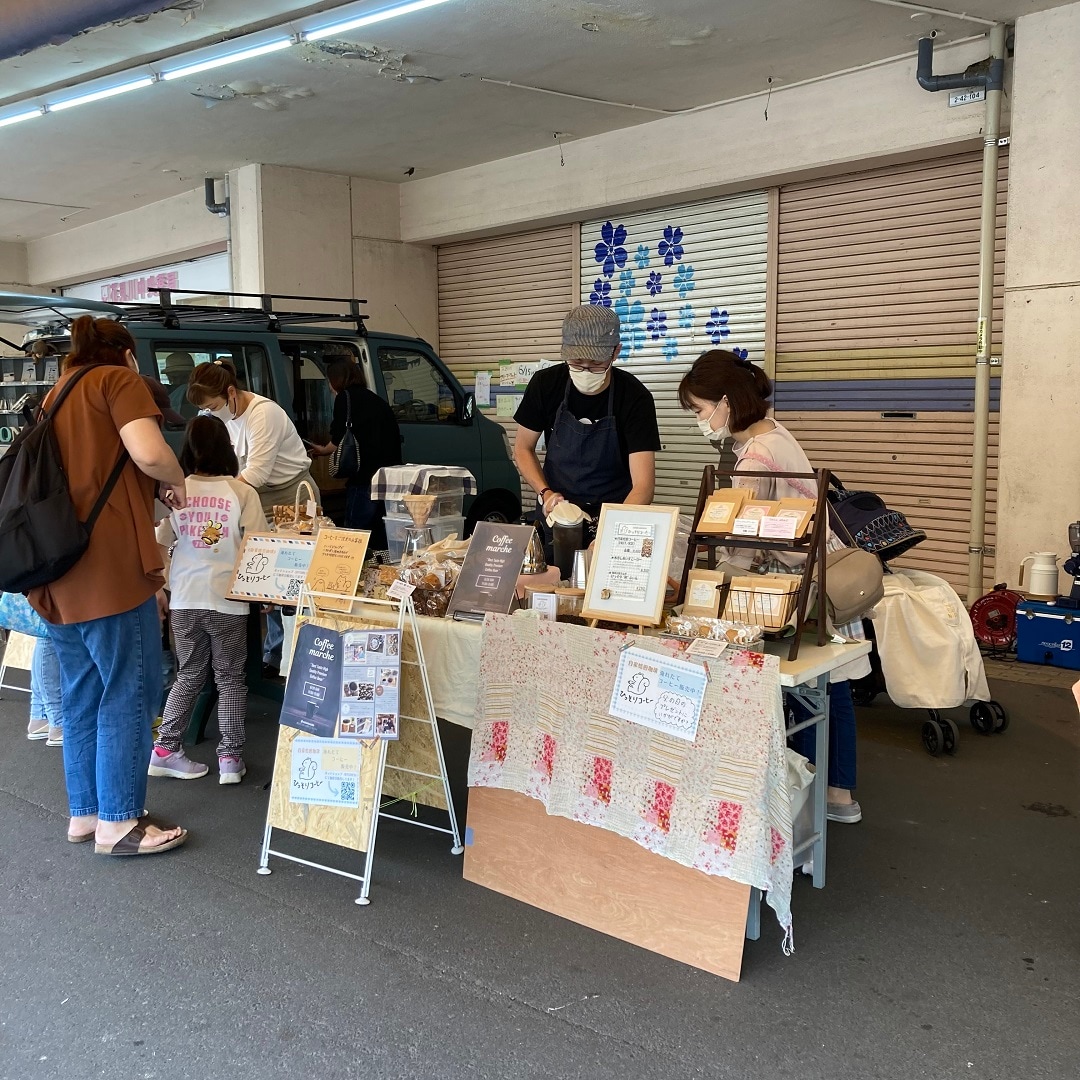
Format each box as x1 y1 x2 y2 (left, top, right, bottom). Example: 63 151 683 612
226 532 317 605
446 522 534 621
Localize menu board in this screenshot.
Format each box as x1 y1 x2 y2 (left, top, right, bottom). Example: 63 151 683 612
279 623 344 738
227 532 317 605
581 504 680 627
446 522 535 620
339 628 402 741
304 527 371 612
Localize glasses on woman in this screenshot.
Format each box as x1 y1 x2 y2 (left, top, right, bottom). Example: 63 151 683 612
566 360 612 374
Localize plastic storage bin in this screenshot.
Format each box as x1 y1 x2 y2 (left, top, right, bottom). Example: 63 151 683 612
383 492 465 519
384 514 466 562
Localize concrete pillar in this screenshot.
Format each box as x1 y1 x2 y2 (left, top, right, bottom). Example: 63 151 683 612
996 2 1080 593
227 166 438 346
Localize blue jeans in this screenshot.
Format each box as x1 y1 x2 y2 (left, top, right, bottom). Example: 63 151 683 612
263 608 284 669
48 596 162 822
787 680 857 791
30 636 63 727
346 485 387 549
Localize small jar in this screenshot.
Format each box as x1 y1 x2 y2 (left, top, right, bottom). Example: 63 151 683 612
554 586 586 622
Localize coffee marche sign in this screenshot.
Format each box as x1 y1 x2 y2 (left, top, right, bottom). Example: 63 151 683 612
61 251 231 304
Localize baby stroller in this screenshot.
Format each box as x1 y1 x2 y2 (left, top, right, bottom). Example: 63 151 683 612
850 567 1008 755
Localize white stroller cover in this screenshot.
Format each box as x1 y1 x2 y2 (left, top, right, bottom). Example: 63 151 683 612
868 568 991 709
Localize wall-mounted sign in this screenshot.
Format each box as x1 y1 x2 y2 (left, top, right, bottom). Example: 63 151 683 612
62 251 231 304
948 88 986 108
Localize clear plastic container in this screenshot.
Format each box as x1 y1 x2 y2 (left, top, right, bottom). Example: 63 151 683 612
383 492 465 519
384 514 465 561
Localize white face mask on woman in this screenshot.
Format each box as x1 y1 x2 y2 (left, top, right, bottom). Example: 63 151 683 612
210 400 235 423
697 399 730 442
568 367 609 395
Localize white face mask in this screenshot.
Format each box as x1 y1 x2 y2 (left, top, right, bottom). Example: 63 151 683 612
697 400 730 442
568 367 609 395
210 401 234 423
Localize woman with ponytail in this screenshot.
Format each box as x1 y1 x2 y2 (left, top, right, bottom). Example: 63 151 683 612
29 315 189 855
679 349 870 826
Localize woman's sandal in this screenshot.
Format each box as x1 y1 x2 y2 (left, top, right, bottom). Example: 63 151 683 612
67 809 151 844
94 818 188 856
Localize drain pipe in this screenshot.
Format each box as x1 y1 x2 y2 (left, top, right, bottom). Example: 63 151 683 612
204 177 229 217
915 28 1007 601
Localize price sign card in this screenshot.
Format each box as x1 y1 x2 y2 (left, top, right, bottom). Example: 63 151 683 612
227 532 317 605
304 527 370 612
289 737 361 808
608 646 707 743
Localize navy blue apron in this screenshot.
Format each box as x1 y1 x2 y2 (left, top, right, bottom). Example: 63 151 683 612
535 375 632 551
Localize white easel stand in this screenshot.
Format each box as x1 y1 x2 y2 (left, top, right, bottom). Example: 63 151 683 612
257 589 463 906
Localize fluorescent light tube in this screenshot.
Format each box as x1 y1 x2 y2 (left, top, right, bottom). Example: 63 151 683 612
304 0 454 42
49 76 155 111
0 107 43 128
161 37 293 81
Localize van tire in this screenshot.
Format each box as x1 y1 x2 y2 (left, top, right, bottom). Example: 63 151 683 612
465 491 522 536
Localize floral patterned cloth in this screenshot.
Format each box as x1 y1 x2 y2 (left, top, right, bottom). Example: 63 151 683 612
470 614 794 949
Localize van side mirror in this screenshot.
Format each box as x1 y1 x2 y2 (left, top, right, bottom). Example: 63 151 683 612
459 392 475 425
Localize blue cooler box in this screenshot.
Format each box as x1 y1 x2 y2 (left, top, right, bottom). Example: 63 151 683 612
1015 600 1080 670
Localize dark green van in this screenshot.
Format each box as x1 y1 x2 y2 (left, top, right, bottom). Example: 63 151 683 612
0 291 522 530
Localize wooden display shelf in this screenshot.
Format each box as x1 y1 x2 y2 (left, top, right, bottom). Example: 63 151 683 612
677 465 834 662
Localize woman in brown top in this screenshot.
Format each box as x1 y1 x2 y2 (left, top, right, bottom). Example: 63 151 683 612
29 316 190 855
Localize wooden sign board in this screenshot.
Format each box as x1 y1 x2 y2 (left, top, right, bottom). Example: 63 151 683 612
304 527 371 613
267 724 380 851
581 504 680 628
227 532 317 605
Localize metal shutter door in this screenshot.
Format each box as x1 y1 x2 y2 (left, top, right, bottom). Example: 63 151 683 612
580 193 768 513
773 153 1008 591
437 226 576 508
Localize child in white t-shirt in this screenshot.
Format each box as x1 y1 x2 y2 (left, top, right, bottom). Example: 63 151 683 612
149 416 265 785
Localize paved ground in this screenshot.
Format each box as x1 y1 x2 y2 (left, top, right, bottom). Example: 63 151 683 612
1 675 1078 1080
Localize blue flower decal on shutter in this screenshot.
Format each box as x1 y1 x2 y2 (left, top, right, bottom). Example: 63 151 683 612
658 225 684 266
594 221 628 279
589 278 612 306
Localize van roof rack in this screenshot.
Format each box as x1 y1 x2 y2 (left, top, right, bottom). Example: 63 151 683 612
117 289 369 334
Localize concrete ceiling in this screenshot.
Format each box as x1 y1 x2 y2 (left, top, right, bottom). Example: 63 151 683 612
0 0 1069 242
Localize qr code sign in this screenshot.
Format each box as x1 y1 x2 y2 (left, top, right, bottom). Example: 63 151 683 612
341 779 357 804
284 578 301 600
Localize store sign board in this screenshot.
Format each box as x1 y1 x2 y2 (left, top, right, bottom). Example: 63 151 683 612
62 252 231 303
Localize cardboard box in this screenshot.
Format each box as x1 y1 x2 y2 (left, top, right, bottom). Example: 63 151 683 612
696 489 747 534
683 569 727 618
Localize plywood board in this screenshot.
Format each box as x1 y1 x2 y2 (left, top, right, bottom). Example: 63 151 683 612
463 787 750 982
267 725 380 850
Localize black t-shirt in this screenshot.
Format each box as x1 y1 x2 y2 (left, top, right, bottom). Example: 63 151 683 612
330 385 404 487
513 364 661 462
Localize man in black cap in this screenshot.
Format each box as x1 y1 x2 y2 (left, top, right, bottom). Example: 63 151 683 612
513 304 660 547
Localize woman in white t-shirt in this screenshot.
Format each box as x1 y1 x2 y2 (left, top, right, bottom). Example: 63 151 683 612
679 350 870 825
149 417 266 785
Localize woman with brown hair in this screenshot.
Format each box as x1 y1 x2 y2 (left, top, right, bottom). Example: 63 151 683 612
308 356 402 548
679 349 870 825
28 315 189 855
186 358 318 676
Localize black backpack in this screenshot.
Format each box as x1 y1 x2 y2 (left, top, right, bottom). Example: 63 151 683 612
827 475 927 564
0 365 129 593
